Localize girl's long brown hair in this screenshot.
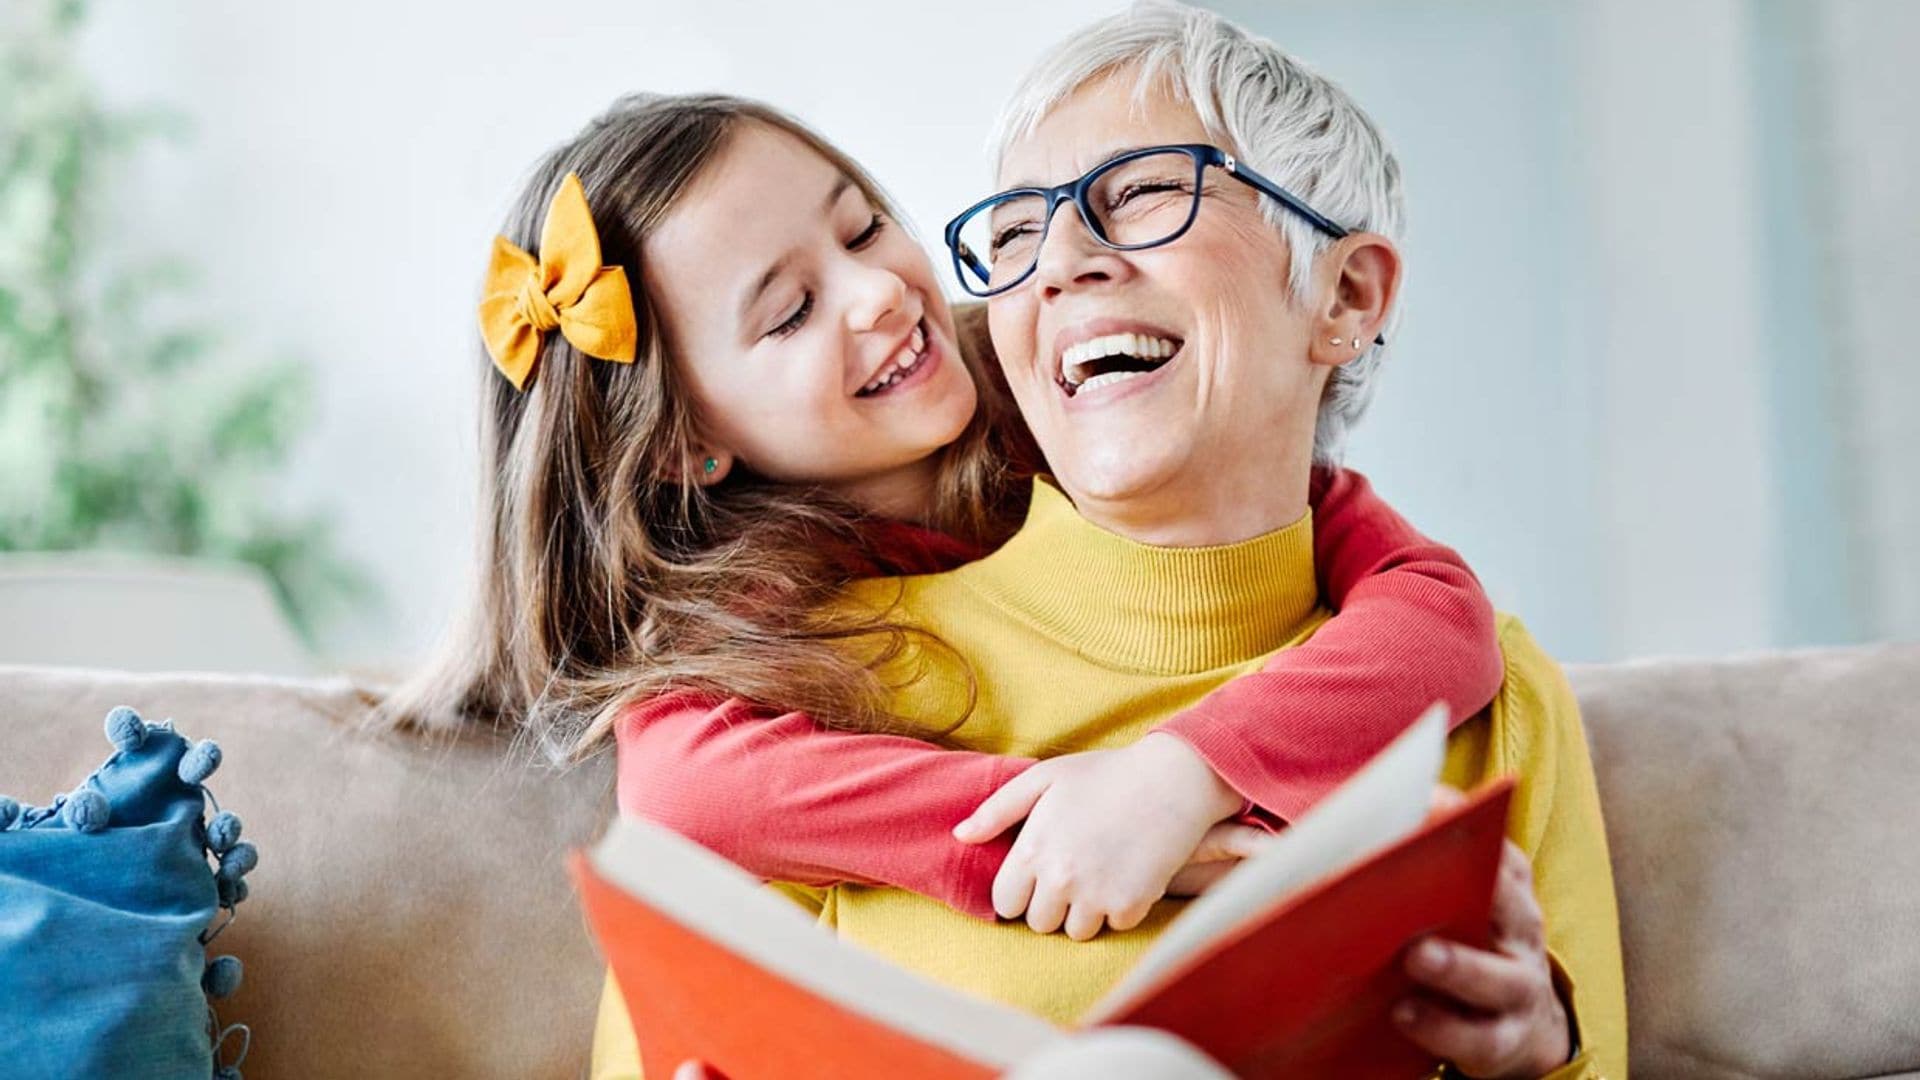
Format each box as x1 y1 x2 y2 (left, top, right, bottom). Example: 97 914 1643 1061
374 93 1038 766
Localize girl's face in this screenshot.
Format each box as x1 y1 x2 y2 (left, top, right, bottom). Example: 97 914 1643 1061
644 123 978 520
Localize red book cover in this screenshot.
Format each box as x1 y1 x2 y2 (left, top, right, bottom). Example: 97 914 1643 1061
572 707 1511 1079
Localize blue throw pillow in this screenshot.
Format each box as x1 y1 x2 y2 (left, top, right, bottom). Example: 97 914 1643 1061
0 707 257 1080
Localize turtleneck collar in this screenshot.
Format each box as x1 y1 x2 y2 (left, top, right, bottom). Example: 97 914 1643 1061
955 478 1321 674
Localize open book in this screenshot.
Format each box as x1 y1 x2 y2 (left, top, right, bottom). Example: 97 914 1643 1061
571 705 1513 1079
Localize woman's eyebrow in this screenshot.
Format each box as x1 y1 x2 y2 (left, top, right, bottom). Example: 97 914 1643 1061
1002 143 1159 189
737 174 858 325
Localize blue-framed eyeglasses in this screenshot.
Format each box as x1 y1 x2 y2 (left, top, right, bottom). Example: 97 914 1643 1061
943 143 1385 346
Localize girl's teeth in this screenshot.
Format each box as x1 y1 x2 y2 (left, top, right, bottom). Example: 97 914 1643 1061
861 322 930 395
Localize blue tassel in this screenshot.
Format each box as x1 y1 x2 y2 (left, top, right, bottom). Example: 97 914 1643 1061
214 1068 243 1080
0 796 17 830
203 955 244 999
217 841 258 883
216 874 245 907
178 739 222 785
62 788 110 833
104 706 147 752
207 811 243 853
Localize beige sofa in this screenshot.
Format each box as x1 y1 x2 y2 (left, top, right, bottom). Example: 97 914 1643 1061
3 643 1917 1079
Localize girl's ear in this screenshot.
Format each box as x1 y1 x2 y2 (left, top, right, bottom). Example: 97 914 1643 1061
1309 232 1401 369
659 448 734 486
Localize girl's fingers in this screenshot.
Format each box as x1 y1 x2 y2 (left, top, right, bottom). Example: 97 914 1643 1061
954 766 1053 843
1026 879 1070 935
992 858 1038 921
1107 897 1154 933
1403 936 1537 1014
673 1062 725 1080
1064 902 1106 942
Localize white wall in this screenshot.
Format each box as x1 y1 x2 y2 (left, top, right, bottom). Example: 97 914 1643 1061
1820 0 1920 642
74 0 1117 669
72 0 1910 668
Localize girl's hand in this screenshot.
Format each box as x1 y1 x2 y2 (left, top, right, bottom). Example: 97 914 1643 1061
1393 839 1573 1080
951 733 1246 940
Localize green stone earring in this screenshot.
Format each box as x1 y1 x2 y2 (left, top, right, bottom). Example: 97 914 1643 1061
702 457 718 475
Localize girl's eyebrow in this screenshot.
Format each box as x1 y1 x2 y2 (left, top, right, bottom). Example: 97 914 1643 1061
736 174 858 325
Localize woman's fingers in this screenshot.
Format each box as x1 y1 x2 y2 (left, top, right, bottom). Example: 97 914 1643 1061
954 765 1054 844
1191 822 1271 863
1166 859 1236 896
1489 841 1546 949
1391 995 1531 1078
1403 936 1537 1013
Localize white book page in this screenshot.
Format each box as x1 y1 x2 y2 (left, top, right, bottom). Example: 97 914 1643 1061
1084 704 1448 1023
589 816 1064 1068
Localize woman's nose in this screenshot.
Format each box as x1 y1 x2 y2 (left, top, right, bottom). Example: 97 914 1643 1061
1033 200 1124 298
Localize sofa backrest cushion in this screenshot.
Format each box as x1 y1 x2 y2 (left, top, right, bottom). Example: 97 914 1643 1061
0 665 613 1080
1568 643 1920 1080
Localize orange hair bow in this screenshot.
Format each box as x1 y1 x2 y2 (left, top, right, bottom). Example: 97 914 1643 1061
477 173 637 390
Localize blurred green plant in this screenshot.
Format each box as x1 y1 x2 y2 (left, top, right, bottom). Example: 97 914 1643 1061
0 0 375 644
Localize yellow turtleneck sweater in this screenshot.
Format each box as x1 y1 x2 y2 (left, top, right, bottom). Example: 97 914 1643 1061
593 480 1626 1079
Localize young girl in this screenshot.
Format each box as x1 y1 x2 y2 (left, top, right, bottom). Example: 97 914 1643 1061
382 91 1502 1065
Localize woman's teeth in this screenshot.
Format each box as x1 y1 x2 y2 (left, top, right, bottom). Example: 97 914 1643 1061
1060 331 1181 395
1077 370 1148 393
858 323 928 396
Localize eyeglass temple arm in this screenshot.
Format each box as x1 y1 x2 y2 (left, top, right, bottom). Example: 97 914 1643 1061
1220 151 1387 347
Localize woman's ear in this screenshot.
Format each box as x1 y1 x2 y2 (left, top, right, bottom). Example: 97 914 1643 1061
1309 232 1401 368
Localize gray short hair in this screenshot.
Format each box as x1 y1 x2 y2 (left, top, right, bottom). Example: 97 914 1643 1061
989 0 1405 463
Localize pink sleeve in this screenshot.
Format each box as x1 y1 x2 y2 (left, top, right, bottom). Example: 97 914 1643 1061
1156 467 1504 823
614 692 1035 920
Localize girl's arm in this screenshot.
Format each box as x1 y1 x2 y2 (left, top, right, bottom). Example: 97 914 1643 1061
615 693 1032 920
1153 465 1504 822
621 465 1500 921
950 466 1505 935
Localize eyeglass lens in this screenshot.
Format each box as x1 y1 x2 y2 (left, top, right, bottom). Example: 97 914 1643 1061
955 150 1203 293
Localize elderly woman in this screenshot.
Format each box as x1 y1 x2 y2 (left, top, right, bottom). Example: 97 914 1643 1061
595 2 1627 1078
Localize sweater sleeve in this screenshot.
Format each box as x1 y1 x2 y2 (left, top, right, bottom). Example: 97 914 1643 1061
1155 467 1505 823
614 692 1034 920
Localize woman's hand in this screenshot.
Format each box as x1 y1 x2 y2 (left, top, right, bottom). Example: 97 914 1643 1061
951 732 1248 940
1164 821 1273 896
1393 838 1573 1079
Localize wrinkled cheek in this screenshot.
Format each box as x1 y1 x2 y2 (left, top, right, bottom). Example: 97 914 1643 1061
985 303 1039 380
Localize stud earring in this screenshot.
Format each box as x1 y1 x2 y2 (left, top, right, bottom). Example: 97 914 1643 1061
702 457 718 475
1329 337 1346 346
